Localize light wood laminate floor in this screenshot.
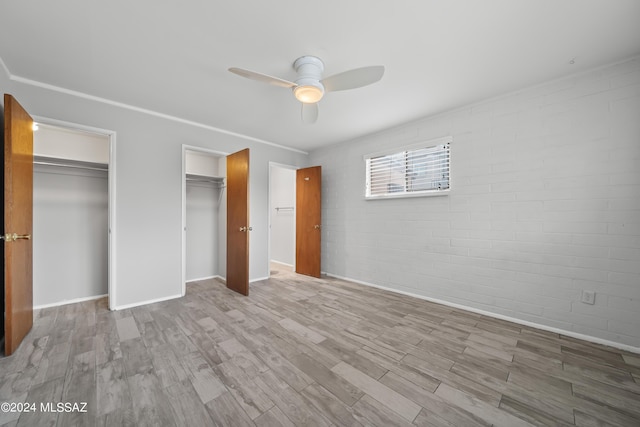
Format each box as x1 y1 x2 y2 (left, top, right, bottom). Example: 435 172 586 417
1 269 639 426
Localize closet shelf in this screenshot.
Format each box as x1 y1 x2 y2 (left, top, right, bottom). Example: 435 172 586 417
33 155 108 172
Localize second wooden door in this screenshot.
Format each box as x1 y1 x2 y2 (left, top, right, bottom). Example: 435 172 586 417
295 166 321 278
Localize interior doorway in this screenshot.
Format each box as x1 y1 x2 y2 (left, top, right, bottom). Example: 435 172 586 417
269 163 323 279
32 122 112 308
181 146 252 297
268 163 296 276
181 146 227 295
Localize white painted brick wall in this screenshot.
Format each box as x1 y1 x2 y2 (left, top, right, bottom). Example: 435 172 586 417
310 56 640 349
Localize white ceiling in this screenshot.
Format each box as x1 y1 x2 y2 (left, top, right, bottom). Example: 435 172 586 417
1 1 639 152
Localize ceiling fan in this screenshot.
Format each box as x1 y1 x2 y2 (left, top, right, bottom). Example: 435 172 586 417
229 56 384 123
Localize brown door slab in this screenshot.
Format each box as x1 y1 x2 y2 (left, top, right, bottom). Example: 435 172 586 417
295 166 321 278
226 148 250 295
3 94 34 355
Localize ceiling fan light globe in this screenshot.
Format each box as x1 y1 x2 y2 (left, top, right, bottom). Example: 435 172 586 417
294 85 324 103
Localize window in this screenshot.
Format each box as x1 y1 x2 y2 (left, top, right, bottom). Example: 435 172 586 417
365 137 451 199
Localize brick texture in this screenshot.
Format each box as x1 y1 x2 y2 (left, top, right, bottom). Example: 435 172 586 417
309 56 640 349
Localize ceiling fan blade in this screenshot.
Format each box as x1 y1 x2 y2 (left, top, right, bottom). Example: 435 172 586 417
228 67 296 88
301 103 318 124
322 65 385 92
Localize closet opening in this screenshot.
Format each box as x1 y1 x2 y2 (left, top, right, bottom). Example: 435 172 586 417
182 147 227 294
268 163 296 276
32 122 113 308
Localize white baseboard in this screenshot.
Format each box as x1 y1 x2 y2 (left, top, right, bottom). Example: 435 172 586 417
186 275 221 283
187 275 266 285
34 294 108 310
324 272 640 355
112 293 183 311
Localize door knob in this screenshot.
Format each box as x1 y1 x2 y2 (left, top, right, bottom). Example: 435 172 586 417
239 226 247 232
314 224 321 230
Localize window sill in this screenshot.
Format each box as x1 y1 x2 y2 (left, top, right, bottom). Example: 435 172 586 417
365 189 450 200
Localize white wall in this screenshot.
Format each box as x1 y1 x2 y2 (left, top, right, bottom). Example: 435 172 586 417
269 165 296 266
186 150 220 177
33 165 108 306
1 64 308 309
34 124 109 163
309 56 640 350
185 182 219 281
217 157 228 279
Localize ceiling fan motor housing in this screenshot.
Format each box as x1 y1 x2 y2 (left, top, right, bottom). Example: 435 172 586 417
293 56 325 103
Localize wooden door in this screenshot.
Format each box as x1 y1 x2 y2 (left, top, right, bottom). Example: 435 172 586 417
226 148 250 296
3 94 34 356
295 166 321 277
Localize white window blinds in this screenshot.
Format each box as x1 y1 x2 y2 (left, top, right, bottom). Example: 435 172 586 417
365 138 451 199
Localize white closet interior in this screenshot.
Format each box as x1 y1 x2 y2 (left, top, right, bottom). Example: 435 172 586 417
33 124 109 307
185 150 225 282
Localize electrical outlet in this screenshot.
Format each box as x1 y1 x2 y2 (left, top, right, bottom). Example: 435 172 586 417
581 290 596 305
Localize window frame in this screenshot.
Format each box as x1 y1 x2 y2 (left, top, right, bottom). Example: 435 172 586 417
364 136 452 200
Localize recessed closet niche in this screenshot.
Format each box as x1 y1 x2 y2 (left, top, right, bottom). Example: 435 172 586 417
33 124 109 307
185 150 225 281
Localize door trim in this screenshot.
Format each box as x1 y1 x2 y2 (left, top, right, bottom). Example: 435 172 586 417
32 116 117 309
267 162 298 277
181 144 229 297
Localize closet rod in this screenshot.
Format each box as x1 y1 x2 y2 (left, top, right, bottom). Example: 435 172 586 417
275 206 294 211
186 174 225 186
